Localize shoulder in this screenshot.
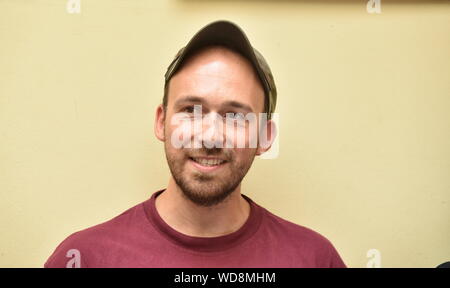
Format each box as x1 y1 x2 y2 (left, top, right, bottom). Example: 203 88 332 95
44 201 144 268
262 208 329 244
258 206 346 268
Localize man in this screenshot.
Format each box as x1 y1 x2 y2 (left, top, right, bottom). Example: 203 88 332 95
45 20 346 268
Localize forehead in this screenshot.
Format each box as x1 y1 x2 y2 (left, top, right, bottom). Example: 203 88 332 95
167 46 265 113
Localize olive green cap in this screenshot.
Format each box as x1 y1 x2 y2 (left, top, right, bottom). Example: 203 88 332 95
164 20 277 119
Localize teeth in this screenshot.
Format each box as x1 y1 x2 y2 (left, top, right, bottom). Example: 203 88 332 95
192 158 225 166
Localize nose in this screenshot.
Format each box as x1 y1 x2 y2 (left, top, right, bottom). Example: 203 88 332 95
198 112 225 149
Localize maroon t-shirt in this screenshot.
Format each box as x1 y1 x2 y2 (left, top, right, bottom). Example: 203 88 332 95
45 190 346 268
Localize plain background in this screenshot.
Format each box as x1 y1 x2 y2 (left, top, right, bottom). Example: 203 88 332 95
0 0 449 267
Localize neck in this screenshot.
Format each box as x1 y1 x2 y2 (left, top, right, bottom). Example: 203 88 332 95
155 177 250 237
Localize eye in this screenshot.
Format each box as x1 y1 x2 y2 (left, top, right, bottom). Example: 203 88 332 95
225 112 246 121
182 105 195 113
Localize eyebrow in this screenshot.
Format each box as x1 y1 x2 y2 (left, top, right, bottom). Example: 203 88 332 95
222 100 253 113
173 96 205 107
173 96 254 113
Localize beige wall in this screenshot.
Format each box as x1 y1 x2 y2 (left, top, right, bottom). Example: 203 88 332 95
1 0 449 267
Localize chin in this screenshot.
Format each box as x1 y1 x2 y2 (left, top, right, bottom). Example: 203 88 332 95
178 180 235 207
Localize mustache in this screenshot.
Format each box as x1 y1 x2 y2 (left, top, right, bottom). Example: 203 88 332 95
187 148 232 160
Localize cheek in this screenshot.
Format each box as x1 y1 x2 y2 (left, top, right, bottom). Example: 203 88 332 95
165 115 196 149
225 124 259 149
231 148 257 165
164 125 186 157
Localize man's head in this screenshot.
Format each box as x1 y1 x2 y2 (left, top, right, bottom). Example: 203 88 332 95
154 22 277 207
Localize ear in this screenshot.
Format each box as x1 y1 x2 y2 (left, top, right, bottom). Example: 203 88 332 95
154 104 166 142
256 119 277 156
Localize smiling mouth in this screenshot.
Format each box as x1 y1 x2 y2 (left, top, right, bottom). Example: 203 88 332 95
189 157 227 167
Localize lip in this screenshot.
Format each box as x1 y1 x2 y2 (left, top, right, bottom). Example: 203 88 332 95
189 156 227 161
189 157 228 173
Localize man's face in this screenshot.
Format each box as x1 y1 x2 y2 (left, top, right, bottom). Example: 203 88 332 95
156 46 268 206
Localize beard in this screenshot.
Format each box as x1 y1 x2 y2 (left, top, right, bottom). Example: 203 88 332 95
164 144 255 207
